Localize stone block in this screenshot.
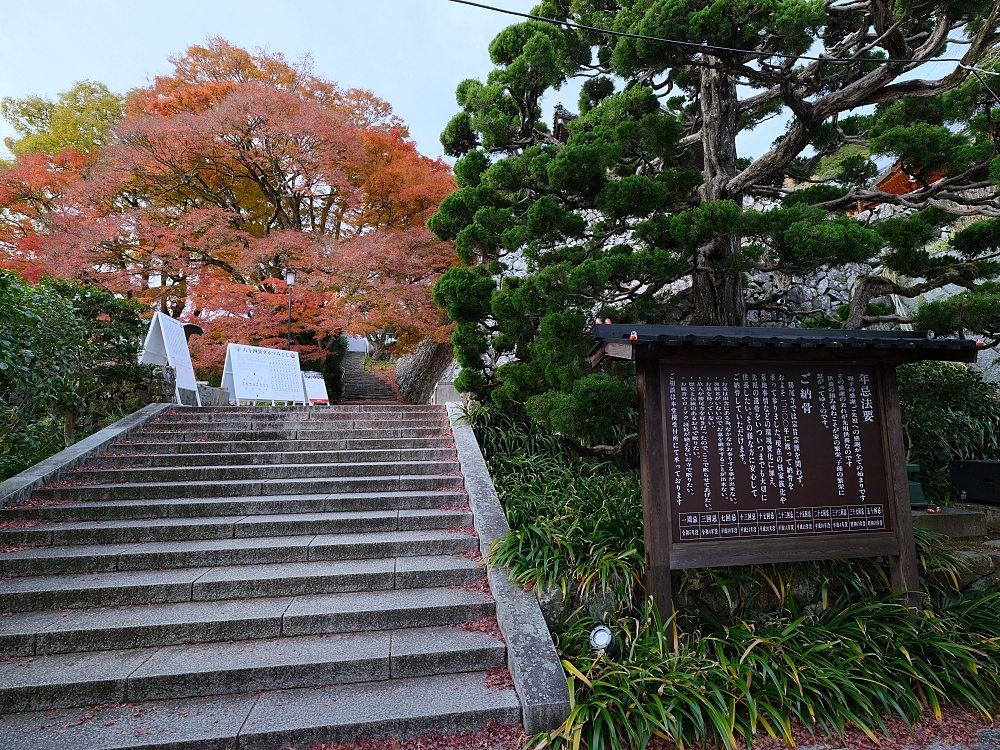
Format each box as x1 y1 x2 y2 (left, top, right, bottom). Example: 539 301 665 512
192 559 395 600
0 647 156 712
238 672 520 750
394 555 485 589
128 631 391 700
33 597 291 654
974 728 1000 750
0 691 257 749
448 404 570 733
0 568 207 612
955 502 1000 530
116 536 312 571
390 626 506 678
281 587 494 636
911 506 986 540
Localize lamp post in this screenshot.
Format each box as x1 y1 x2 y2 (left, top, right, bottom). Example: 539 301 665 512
283 269 296 350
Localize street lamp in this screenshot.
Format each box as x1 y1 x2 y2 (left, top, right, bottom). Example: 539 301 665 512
283 269 296 350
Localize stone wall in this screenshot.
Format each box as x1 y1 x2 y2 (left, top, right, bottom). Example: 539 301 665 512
745 264 874 327
76 365 177 436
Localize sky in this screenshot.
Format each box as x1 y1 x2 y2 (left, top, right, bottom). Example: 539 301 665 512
0 0 790 163
0 0 544 161
0 1 961 165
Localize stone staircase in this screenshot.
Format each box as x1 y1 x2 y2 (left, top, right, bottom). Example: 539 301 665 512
0 405 520 749
341 369 399 404
340 351 400 404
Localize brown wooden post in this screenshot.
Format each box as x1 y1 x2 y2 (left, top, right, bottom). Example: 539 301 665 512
637 355 673 620
879 363 921 609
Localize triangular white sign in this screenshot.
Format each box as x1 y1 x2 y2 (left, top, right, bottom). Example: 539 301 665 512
139 312 201 406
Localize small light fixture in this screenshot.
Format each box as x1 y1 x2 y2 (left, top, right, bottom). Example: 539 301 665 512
589 625 620 658
283 269 297 287
630 330 638 341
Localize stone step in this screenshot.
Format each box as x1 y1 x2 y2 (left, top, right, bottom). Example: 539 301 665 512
59 459 460 485
0 627 505 712
31 473 466 501
175 405 446 413
0 529 479 577
80 447 458 468
0 509 472 548
0 671 519 749
128 426 451 441
144 417 450 430
149 414 445 424
106 436 456 454
2 490 469 522
0 586 494 656
0 556 484 612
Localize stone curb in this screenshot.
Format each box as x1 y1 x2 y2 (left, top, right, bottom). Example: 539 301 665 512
0 402 174 510
447 403 571 734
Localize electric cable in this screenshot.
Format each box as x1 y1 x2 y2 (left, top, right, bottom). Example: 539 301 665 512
448 0 1000 77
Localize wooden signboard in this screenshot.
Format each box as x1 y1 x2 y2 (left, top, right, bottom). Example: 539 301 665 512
590 325 980 614
139 312 201 406
221 344 307 405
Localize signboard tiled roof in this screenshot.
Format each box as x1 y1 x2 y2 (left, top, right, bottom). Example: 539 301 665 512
591 324 979 353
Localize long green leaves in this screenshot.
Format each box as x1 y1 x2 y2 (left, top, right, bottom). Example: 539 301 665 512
542 596 1000 750
471 405 1000 749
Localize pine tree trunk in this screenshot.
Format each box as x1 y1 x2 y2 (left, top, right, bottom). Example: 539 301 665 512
693 63 746 326
395 338 454 404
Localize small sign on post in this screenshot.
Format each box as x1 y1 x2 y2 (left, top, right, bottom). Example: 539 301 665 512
221 344 306 405
302 371 330 404
139 312 201 406
590 325 980 616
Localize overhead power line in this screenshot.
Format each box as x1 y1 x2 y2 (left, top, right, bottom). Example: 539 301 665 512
448 0 999 76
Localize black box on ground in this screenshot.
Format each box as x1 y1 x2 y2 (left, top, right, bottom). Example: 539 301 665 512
950 461 1000 505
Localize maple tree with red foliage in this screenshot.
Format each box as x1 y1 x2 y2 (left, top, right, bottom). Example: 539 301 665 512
0 38 457 373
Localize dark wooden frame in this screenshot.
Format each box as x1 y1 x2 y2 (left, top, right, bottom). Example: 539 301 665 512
594 341 979 618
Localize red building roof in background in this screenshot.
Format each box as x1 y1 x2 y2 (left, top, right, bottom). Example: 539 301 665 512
851 163 947 214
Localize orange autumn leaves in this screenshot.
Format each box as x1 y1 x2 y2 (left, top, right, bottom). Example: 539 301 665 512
0 38 457 371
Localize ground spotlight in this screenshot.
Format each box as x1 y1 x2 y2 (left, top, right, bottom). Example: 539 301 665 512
589 625 620 658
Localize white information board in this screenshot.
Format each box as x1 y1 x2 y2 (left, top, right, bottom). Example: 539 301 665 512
139 312 201 406
221 344 307 404
302 371 330 404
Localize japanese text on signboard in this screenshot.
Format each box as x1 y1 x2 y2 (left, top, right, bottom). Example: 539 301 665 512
664 364 889 543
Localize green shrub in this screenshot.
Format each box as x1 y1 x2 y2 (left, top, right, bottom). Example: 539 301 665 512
0 270 149 479
897 361 1000 501
549 595 1000 750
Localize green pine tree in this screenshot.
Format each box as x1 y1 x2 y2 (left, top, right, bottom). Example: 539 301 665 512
431 1 1000 451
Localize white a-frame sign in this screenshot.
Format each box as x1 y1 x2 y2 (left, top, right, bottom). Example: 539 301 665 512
139 312 202 406
221 344 307 405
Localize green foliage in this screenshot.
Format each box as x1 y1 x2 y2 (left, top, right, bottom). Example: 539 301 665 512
475 404 967 613
0 270 149 479
430 5 1000 444
472 403 1000 749
897 361 1000 501
1 80 124 156
300 333 348 403
546 594 1000 750
473 407 643 606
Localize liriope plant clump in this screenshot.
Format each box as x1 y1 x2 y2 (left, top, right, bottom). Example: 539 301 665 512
466 406 1000 750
